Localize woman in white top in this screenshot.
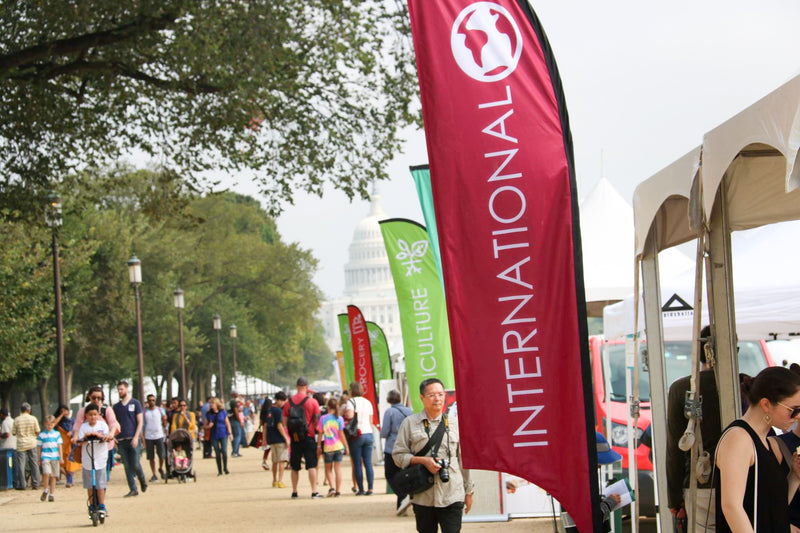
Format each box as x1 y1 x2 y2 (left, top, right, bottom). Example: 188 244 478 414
344 382 375 495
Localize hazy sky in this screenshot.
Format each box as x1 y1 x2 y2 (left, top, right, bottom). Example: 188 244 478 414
216 0 800 300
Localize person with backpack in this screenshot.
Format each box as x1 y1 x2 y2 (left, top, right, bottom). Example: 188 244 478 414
282 377 322 499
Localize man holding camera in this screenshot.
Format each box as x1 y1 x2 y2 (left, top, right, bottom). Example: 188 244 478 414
393 378 473 533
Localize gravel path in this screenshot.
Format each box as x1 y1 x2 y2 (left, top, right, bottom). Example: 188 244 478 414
1 444 553 532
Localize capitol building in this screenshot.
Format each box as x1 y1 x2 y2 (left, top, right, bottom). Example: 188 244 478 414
319 193 403 355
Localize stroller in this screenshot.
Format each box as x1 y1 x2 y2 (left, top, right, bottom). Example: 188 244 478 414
165 428 196 483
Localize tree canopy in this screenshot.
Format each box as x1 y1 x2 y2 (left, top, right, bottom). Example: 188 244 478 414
0 167 330 409
0 0 417 214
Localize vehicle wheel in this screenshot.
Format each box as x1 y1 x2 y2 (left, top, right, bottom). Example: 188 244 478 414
100 515 105 524
92 514 98 527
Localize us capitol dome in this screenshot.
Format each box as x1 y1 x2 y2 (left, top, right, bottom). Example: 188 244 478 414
319 193 402 355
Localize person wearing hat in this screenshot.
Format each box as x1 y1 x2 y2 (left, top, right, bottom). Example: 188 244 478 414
562 431 623 533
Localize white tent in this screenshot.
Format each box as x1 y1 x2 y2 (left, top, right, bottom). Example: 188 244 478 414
630 73 800 533
579 178 692 316
604 219 800 341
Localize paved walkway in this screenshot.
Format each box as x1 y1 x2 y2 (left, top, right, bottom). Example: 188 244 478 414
1 444 554 532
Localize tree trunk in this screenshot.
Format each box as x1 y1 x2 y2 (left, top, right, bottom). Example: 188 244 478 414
38 377 50 420
153 375 163 402
66 366 74 406
165 370 175 400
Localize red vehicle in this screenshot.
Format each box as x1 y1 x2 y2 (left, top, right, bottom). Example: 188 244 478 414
589 335 774 515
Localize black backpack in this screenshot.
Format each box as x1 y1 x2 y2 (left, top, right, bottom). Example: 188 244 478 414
286 397 309 441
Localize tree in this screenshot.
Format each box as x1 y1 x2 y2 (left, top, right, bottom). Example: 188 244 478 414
0 0 418 214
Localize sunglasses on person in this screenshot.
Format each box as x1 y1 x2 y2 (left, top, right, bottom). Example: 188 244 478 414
90 395 103 401
777 402 800 418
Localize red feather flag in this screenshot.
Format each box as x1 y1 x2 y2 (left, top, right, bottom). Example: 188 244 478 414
406 1 600 531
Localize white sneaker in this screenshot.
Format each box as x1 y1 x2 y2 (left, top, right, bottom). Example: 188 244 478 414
396 495 412 516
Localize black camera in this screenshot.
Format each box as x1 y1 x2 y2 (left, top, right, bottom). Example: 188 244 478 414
437 458 450 483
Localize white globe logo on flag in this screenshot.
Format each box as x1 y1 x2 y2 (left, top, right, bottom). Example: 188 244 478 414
451 2 522 82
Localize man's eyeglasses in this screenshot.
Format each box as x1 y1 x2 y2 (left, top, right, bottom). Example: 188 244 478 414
424 393 446 399
777 401 800 418
179 403 187 407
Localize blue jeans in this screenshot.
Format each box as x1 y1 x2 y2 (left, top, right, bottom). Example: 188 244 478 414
117 439 146 492
211 438 228 474
230 419 242 456
349 433 374 492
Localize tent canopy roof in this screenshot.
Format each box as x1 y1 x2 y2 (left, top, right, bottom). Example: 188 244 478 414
634 74 800 256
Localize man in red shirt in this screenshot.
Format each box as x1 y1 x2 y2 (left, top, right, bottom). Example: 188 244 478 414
283 377 322 499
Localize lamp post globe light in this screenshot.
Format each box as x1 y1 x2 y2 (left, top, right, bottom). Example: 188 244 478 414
174 287 186 401
128 254 145 402
213 313 223 400
229 325 237 395
46 192 67 407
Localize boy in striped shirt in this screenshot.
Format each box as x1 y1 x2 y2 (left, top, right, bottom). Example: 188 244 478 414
37 415 63 502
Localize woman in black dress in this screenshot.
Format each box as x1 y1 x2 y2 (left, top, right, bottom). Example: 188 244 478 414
715 367 800 533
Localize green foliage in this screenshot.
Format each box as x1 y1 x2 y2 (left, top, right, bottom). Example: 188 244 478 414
0 215 51 381
0 167 330 404
0 0 417 214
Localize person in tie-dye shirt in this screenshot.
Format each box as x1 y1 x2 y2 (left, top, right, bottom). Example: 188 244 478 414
317 398 349 497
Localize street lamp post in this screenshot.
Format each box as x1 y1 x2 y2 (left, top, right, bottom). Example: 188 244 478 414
46 192 66 407
128 254 145 402
174 287 186 401
229 325 237 396
214 313 223 400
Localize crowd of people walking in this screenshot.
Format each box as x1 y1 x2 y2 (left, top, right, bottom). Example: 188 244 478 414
1 375 477 532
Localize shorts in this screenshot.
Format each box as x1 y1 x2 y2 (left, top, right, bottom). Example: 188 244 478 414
289 437 318 471
82 468 108 490
41 459 60 477
145 438 165 461
324 450 344 464
270 443 288 464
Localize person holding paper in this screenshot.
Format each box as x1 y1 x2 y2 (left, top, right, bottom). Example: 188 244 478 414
562 432 624 533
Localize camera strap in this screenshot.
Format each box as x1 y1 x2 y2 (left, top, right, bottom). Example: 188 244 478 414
417 415 447 458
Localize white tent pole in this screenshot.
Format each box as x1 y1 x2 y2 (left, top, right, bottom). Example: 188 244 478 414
641 225 670 533
707 183 740 427
629 255 641 533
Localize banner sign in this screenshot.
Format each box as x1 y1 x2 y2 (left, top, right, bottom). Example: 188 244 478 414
410 165 445 289
380 218 455 412
347 305 380 426
367 321 393 382
335 351 347 391
337 313 355 386
406 1 599 531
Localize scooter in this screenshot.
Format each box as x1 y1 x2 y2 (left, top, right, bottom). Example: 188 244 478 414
84 436 105 527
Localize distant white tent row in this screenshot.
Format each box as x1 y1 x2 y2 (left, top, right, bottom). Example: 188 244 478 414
68 374 282 408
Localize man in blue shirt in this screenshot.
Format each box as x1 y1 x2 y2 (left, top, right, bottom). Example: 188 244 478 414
112 381 147 497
